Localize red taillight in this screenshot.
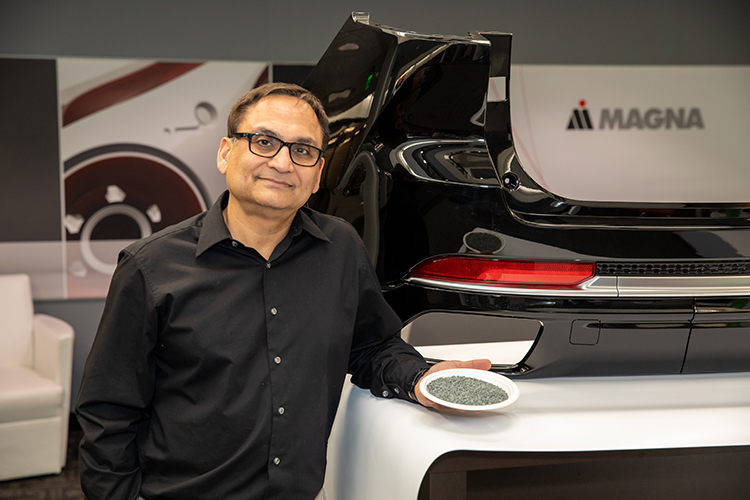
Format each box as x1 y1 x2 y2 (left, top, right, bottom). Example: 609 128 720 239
410 256 595 286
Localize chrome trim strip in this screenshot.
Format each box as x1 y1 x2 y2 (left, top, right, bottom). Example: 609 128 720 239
405 274 750 298
617 275 750 297
507 215 745 231
404 275 618 297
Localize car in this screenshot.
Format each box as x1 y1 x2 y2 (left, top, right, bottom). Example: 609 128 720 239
303 13 750 378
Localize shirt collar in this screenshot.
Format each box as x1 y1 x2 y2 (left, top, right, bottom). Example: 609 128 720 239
196 191 233 257
196 191 330 257
296 207 331 243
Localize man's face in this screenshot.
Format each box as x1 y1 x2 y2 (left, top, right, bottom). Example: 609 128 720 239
217 94 325 216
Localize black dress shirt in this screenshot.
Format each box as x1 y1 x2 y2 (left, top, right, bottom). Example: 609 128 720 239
76 191 429 500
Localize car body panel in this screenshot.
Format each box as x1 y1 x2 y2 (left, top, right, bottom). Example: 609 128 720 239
304 13 750 378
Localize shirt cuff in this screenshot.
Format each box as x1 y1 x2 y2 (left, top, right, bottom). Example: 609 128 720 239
407 366 431 403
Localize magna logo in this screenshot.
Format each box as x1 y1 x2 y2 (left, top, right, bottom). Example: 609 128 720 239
567 100 705 130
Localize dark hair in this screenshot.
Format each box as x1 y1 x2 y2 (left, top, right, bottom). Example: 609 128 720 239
227 82 329 148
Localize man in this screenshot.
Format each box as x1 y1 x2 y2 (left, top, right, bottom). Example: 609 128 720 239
76 82 490 500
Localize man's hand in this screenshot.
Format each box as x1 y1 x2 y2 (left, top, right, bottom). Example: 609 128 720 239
414 358 492 409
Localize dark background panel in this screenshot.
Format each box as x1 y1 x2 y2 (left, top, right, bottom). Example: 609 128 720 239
0 58 61 242
0 0 748 65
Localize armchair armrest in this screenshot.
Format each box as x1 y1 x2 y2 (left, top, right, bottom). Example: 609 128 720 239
33 314 75 411
32 313 75 470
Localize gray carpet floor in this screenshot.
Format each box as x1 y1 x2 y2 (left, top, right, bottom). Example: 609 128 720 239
0 419 84 499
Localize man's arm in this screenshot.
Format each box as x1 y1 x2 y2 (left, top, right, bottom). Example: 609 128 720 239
346 252 430 402
75 252 159 500
347 241 491 406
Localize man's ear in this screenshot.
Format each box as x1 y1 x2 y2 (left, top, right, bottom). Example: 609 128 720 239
217 137 232 175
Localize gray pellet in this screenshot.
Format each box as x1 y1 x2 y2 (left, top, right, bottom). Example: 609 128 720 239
426 375 508 406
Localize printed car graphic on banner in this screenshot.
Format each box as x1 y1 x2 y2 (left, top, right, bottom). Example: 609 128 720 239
58 59 267 298
0 59 315 299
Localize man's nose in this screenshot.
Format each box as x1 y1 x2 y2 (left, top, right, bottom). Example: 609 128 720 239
267 145 295 172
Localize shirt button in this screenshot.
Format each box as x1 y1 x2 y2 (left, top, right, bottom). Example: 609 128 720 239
382 390 390 398
394 387 401 395
270 307 278 315
278 407 285 415
274 356 282 364
231 241 238 248
273 457 281 465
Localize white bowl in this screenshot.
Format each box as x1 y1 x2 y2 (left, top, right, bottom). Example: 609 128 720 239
419 368 520 411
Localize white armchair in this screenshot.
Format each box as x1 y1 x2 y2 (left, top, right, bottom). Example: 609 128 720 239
0 274 75 481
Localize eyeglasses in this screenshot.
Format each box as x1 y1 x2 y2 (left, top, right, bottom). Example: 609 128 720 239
232 133 324 167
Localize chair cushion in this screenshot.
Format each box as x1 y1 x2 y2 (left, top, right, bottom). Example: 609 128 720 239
0 366 62 423
0 274 34 367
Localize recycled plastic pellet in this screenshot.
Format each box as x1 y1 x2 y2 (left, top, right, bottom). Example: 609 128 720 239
426 375 509 406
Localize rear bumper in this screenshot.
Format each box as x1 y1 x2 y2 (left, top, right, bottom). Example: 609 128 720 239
393 283 750 378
